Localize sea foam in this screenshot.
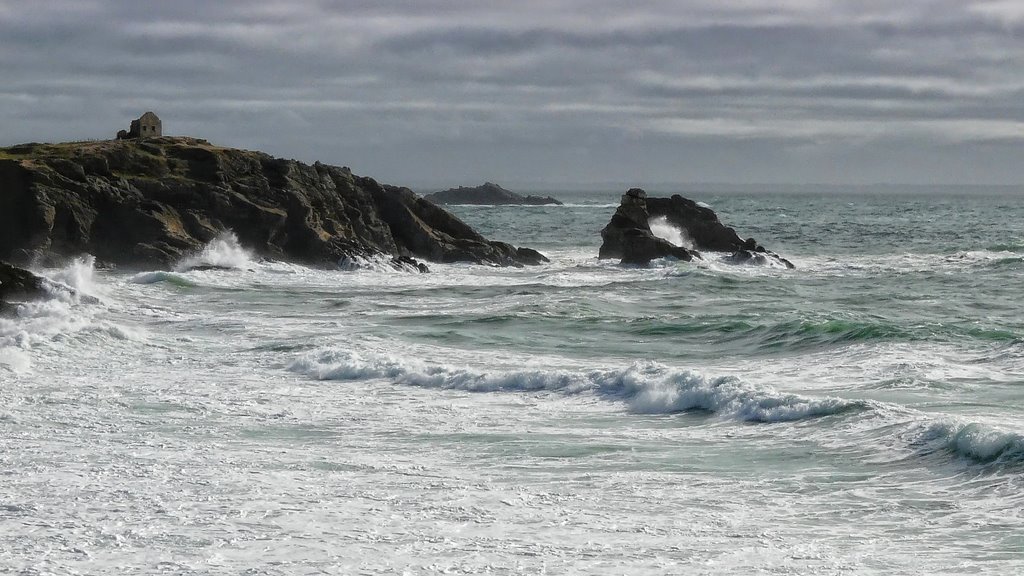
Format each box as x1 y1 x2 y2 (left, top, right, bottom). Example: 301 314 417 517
915 420 1024 466
0 257 136 373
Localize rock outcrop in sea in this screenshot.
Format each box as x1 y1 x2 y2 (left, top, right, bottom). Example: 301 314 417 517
424 182 562 206
0 138 549 270
0 261 46 309
599 188 794 268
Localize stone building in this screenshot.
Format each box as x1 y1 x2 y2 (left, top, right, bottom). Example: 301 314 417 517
117 112 162 139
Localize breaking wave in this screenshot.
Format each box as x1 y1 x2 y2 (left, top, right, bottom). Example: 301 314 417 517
1 257 134 373
287 349 865 423
913 420 1024 466
174 231 254 271
129 271 197 286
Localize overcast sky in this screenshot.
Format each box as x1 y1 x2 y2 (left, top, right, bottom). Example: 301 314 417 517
2 1 1023 188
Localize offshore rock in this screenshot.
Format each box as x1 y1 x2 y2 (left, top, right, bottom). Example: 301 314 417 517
599 188 793 268
599 188 696 265
0 138 547 268
424 182 562 206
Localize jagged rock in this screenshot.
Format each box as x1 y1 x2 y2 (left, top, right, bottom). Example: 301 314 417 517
620 228 694 265
0 138 547 268
599 188 792 267
598 188 697 266
515 247 550 266
424 182 562 206
391 256 430 273
0 261 46 307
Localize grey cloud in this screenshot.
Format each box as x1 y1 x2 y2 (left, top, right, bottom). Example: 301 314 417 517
1 0 1023 185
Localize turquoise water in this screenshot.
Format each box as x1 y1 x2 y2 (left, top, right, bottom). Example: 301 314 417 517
1 191 1022 574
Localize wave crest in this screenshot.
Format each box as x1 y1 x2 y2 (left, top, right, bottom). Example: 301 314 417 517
919 421 1024 465
287 350 861 423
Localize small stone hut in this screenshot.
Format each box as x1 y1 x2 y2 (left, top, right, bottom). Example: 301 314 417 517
117 112 162 139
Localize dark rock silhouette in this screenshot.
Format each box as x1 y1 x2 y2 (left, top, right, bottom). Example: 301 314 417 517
0 138 548 269
424 182 562 206
0 261 46 308
599 188 793 268
599 189 695 265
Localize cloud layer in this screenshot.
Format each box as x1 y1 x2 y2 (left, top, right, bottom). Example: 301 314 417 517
3 0 1022 186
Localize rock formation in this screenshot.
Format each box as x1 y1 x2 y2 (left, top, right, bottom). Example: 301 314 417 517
0 261 46 308
598 189 695 265
599 188 793 268
0 138 549 269
424 182 562 206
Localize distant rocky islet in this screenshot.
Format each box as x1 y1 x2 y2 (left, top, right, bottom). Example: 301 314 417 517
423 182 562 206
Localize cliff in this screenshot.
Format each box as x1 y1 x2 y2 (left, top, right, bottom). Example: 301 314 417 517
424 182 562 206
0 138 548 269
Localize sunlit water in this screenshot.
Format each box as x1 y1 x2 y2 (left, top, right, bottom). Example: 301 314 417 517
2 191 1023 574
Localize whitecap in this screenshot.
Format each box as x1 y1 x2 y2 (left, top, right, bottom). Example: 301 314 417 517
287 350 862 423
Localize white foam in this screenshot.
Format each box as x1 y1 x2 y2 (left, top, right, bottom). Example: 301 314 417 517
0 342 31 373
129 271 197 286
338 254 419 273
174 231 254 271
0 259 138 372
287 350 860 422
918 419 1024 464
46 255 99 300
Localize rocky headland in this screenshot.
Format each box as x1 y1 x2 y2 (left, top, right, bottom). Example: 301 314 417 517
424 182 562 206
0 138 548 271
599 188 793 268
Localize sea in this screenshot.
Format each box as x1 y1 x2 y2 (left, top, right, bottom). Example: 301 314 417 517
1 189 1022 575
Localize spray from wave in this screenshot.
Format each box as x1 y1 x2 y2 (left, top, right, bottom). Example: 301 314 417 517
648 216 693 249
174 231 254 272
1 257 133 373
44 255 100 303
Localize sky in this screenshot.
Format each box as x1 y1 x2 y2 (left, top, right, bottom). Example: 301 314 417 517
2 0 1023 189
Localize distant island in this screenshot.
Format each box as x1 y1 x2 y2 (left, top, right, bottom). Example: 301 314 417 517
424 182 563 206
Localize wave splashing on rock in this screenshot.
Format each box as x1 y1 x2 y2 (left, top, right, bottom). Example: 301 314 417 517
648 216 694 249
174 232 254 272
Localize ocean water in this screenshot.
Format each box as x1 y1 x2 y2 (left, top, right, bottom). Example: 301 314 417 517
1 190 1022 574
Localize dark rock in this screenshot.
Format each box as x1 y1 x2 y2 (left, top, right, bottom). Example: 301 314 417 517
727 249 795 269
391 255 430 273
0 138 547 268
424 182 563 206
0 261 46 307
180 264 243 272
599 188 791 267
620 229 693 266
598 189 697 266
515 247 550 266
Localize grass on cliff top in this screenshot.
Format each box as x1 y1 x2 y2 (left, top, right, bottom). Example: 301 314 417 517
0 137 222 159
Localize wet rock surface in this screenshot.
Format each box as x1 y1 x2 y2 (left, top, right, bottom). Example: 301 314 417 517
0 138 547 269
599 188 793 267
